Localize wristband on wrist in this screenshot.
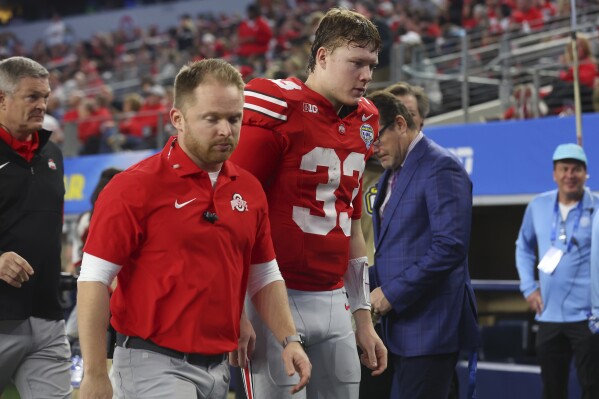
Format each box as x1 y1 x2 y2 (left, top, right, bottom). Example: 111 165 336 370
282 334 304 348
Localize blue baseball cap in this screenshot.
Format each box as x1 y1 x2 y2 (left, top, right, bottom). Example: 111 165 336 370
552 143 587 165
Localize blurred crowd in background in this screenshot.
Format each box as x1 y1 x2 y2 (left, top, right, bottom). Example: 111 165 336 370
0 0 597 155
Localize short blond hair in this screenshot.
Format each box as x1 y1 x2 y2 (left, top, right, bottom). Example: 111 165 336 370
173 59 244 111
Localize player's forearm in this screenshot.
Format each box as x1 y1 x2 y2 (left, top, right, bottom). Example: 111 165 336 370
77 281 111 377
251 280 297 343
353 309 375 330
349 219 367 259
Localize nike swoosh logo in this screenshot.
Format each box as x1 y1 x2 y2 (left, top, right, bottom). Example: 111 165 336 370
174 198 196 209
362 114 373 122
0 162 9 170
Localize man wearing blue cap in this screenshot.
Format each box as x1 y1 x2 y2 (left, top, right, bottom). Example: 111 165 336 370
516 143 599 399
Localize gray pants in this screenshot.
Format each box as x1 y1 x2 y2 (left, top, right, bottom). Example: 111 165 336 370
0 317 72 399
245 287 361 399
111 346 230 399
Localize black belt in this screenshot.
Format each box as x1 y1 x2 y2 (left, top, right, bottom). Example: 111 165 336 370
115 333 227 367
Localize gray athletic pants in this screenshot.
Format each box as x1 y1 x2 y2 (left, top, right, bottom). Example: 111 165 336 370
111 346 230 399
245 287 361 399
0 317 72 398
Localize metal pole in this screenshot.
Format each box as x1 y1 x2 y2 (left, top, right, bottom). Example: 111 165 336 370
461 29 469 123
532 69 541 118
499 33 511 116
570 0 583 146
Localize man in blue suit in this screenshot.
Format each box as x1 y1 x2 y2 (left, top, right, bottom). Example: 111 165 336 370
368 89 480 399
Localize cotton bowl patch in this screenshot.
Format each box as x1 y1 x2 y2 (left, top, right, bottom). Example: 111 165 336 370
360 124 374 149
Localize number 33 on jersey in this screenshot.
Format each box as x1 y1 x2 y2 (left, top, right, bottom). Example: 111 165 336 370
230 77 379 291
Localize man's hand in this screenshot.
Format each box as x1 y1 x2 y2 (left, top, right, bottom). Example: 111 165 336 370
526 289 544 315
0 252 34 288
79 373 112 399
370 287 392 316
354 309 388 376
281 342 311 394
229 310 255 368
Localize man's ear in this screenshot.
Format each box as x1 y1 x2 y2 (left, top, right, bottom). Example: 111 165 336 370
170 108 183 132
316 47 328 69
395 114 408 133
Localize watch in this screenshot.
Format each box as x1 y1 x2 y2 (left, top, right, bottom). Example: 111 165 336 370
282 334 304 348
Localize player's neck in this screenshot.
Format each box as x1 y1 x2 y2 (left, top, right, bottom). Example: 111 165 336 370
304 75 341 111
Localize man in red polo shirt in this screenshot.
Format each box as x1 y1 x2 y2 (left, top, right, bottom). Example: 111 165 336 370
77 59 311 399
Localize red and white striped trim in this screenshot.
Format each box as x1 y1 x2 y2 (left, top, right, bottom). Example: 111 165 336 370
244 90 288 121
241 360 255 399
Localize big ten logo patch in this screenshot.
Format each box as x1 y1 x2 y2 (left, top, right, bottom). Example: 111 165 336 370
64 174 86 200
303 102 318 114
447 147 474 175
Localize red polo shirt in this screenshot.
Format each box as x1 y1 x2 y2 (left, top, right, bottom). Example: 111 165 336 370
84 137 275 354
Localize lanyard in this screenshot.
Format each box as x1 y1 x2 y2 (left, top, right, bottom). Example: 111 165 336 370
550 197 583 253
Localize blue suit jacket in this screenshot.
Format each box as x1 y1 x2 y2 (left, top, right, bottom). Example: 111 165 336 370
371 136 480 357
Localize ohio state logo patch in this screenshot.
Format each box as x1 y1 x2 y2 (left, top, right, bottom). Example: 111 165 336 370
231 193 248 212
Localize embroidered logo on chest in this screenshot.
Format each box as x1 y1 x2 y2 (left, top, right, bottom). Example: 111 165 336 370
231 193 248 212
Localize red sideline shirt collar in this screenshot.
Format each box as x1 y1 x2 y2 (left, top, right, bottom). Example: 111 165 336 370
163 136 240 179
0 127 40 162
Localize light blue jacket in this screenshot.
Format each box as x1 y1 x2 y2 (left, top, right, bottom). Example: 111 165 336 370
516 188 598 322
591 211 599 318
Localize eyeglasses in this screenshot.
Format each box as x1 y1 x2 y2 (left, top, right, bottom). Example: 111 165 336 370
373 121 395 147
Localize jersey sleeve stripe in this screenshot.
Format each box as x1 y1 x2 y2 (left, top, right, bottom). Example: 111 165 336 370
244 90 288 108
244 103 288 121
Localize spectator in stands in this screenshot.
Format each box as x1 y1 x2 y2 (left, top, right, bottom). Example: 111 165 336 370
236 3 273 74
176 14 196 53
76 97 113 155
113 93 150 151
62 89 84 124
356 0 394 82
543 35 597 115
43 113 65 148
44 13 67 50
508 35 599 120
515 143 599 399
510 0 544 32
137 84 169 148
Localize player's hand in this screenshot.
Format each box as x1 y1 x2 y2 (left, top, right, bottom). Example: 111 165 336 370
526 289 544 315
282 342 311 394
355 310 388 377
79 373 112 399
229 310 255 368
370 288 392 316
0 251 34 288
